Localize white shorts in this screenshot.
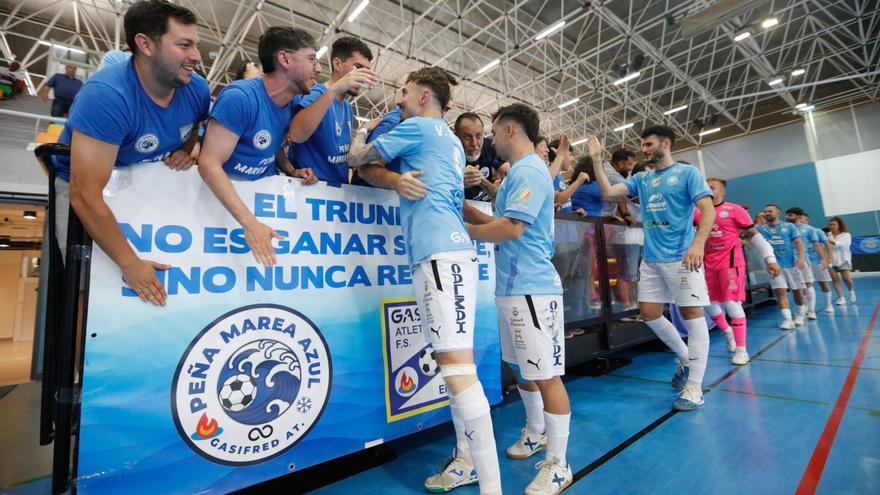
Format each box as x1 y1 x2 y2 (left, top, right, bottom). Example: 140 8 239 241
800 264 814 285
769 266 806 290
811 263 832 283
637 261 710 307
498 294 565 381
411 251 478 353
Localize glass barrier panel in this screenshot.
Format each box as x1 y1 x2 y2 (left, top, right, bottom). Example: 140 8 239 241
744 243 771 287
553 217 604 322
603 222 642 314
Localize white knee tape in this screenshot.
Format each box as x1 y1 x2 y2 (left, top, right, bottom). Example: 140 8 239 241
706 302 724 317
440 364 477 378
722 300 745 318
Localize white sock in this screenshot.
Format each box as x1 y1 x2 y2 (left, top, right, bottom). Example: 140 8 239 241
543 411 570 466
518 387 545 434
823 290 832 306
797 305 806 317
782 308 793 321
450 405 472 464
682 317 710 387
645 317 689 364
450 382 501 494
807 287 816 312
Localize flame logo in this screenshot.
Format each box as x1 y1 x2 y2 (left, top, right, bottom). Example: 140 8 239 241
399 372 414 392
190 413 223 440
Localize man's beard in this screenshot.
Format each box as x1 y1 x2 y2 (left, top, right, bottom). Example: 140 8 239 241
465 152 481 162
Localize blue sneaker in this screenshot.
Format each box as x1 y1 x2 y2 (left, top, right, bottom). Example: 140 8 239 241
672 383 704 411
671 361 689 390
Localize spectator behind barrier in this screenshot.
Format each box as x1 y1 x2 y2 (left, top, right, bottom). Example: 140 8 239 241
39 63 84 117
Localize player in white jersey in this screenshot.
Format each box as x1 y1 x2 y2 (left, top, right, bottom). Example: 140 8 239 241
467 104 572 494
348 67 501 495
590 126 716 411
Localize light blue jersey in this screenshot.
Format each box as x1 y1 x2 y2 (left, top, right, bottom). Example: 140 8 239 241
287 83 353 184
494 153 562 296
372 116 472 265
798 224 826 265
55 58 211 181
211 78 297 180
624 162 712 262
757 222 801 268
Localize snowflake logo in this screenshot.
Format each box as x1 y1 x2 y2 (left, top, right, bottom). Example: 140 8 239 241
296 397 312 414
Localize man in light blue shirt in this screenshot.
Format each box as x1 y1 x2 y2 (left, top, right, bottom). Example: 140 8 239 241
466 103 573 495
758 204 806 327
590 125 715 412
287 36 379 183
787 207 828 319
199 27 319 267
348 67 501 495
801 212 835 314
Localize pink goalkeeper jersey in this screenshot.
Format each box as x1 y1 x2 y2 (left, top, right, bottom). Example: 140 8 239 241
695 201 754 269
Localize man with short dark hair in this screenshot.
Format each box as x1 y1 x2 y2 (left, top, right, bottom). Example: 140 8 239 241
39 63 83 117
54 0 210 306
590 125 715 411
454 112 503 201
786 207 829 319
610 148 636 178
287 36 379 183
198 26 319 267
348 67 501 495
757 204 806 328
467 103 573 495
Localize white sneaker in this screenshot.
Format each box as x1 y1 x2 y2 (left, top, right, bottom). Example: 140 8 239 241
807 310 817 320
722 330 736 353
849 291 857 303
732 348 750 365
794 316 805 327
823 305 835 315
424 449 478 493
780 319 795 330
525 457 573 495
835 297 846 306
672 382 705 411
507 427 547 459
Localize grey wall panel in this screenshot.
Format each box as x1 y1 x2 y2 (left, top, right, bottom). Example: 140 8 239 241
701 123 810 179
854 102 880 152
813 107 860 160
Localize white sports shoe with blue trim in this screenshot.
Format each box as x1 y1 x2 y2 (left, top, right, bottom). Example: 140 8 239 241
525 457 573 495
507 427 547 459
671 361 689 390
424 449 478 492
672 382 704 411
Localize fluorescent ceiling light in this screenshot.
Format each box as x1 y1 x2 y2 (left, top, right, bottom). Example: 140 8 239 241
734 31 751 42
38 40 86 55
535 20 566 41
613 123 635 132
316 45 328 58
799 105 815 112
699 127 721 136
768 78 784 86
347 0 369 22
663 105 688 115
613 71 641 85
795 103 808 110
558 97 579 109
571 138 589 146
762 17 779 29
477 59 500 75
791 68 805 76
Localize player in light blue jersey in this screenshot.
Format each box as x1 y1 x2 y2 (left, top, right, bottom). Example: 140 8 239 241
801 212 836 314
348 67 501 495
757 204 806 328
466 104 573 495
199 27 319 267
787 208 833 318
287 36 379 183
56 0 210 306
350 107 402 187
590 125 715 412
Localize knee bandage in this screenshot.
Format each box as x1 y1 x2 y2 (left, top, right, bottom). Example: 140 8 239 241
722 300 746 318
440 363 478 395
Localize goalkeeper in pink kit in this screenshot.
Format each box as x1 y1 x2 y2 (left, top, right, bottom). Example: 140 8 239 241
695 178 781 365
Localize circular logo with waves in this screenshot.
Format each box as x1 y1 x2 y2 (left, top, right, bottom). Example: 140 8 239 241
859 238 879 253
172 304 332 465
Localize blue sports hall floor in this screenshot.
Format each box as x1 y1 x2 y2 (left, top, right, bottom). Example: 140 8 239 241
5 275 879 495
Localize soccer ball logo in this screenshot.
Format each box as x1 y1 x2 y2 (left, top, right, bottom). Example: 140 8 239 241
219 374 257 412
418 347 440 376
